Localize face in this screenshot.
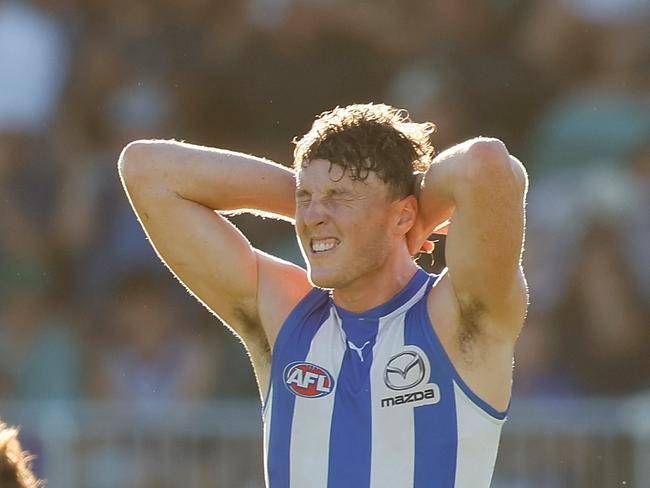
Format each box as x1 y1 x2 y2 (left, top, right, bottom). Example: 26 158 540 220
295 159 408 290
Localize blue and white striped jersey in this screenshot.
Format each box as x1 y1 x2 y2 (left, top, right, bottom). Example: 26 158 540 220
263 268 507 488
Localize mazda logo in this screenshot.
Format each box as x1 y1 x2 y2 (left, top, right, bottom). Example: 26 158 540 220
384 351 426 391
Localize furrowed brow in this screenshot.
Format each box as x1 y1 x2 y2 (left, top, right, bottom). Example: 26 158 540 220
327 188 346 197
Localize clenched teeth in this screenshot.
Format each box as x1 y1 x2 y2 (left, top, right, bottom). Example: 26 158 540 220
311 239 339 253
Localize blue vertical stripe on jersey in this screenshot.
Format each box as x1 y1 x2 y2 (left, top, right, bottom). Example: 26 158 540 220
405 293 458 487
327 316 379 488
267 288 329 488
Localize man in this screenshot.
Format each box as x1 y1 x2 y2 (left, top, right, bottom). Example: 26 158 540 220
0 420 43 488
118 103 528 487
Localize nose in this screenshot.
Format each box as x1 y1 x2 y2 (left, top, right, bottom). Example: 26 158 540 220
302 199 328 228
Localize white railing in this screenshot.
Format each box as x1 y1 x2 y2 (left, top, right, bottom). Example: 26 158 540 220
494 396 650 487
2 395 649 487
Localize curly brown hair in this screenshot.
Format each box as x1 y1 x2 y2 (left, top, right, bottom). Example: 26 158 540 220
0 422 43 488
293 103 435 199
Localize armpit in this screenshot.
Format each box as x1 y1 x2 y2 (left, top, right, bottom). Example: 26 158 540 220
233 306 263 338
457 297 488 360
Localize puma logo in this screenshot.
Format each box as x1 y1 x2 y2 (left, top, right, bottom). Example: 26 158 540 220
348 340 371 362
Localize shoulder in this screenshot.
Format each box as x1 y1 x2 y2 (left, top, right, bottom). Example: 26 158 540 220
255 251 315 348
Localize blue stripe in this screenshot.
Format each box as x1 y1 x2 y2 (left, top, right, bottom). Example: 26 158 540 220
267 287 329 488
327 316 378 488
405 296 458 487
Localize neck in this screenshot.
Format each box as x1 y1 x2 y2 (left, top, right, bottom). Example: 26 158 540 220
332 250 418 313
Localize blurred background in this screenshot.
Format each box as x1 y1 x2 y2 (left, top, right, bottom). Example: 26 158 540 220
0 0 648 486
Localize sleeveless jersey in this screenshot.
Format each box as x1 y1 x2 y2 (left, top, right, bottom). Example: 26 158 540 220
263 268 507 488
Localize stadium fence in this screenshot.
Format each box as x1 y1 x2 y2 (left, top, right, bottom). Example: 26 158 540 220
1 396 649 487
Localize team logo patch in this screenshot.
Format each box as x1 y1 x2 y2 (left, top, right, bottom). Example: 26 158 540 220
284 362 335 398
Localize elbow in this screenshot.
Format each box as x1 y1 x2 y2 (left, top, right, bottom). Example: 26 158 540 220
117 139 162 186
465 138 527 193
466 138 510 170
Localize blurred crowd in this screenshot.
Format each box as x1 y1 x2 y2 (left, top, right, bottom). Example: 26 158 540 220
0 0 649 416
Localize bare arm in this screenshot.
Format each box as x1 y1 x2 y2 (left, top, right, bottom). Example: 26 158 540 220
417 137 528 338
118 139 311 350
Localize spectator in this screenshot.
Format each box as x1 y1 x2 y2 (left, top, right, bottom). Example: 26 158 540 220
88 271 216 416
0 420 43 488
0 284 82 403
0 0 69 134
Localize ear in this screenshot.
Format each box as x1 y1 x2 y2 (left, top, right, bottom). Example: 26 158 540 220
394 195 418 235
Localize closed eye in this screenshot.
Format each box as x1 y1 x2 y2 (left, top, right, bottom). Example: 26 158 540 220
326 189 354 200
296 189 312 204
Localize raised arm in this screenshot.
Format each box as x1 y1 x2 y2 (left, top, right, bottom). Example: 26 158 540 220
417 137 528 339
117 140 311 355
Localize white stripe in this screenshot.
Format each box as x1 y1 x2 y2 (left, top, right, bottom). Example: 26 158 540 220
289 308 346 487
369 314 414 488
263 384 273 487
369 277 431 487
453 382 504 488
381 279 431 322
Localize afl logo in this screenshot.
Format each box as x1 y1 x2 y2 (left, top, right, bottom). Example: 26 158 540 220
284 362 335 398
384 350 427 391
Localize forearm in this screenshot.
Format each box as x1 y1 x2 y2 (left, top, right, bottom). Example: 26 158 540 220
416 142 465 232
118 139 296 221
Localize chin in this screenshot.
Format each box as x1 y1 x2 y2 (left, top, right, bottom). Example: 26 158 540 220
308 273 337 290
308 268 348 290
